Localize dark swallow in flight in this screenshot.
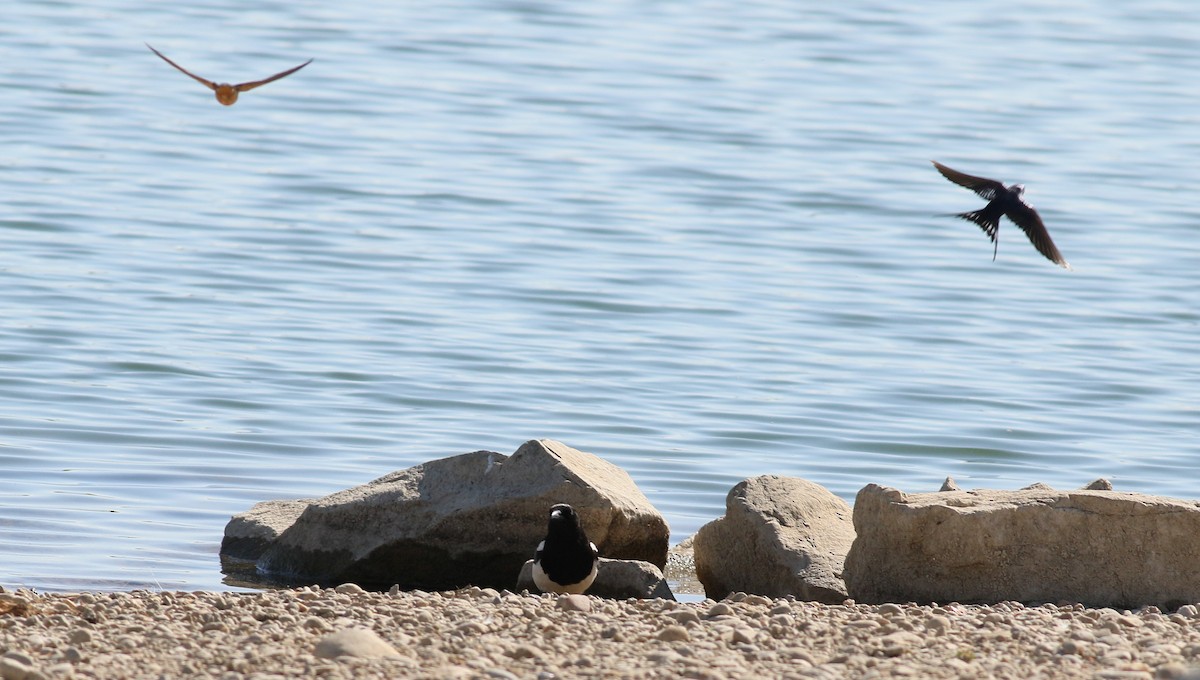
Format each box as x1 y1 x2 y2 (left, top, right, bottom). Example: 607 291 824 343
146 44 312 106
932 161 1070 270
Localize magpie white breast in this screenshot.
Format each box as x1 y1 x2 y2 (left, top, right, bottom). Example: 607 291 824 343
531 503 599 595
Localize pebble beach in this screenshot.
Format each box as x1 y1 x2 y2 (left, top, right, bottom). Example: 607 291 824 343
3 585 1200 679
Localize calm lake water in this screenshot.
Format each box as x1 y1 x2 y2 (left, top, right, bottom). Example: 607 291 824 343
2 0 1198 591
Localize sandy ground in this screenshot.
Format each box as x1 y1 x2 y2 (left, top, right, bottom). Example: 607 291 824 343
4 585 1200 679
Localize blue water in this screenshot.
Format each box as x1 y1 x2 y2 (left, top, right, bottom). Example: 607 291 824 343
2 0 1198 591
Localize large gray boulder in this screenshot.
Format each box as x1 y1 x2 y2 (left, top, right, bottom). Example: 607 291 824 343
220 439 669 591
516 557 675 600
844 483 1200 609
692 475 854 602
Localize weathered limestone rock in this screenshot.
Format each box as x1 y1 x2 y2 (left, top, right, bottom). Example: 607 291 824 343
220 439 669 591
692 475 854 602
220 499 311 563
844 483 1200 608
516 557 675 600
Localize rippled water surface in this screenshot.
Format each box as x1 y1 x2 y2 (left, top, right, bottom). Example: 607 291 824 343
3 1 1199 591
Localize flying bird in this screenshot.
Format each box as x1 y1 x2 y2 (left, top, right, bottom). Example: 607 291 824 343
146 44 312 106
532 504 599 595
932 160 1070 269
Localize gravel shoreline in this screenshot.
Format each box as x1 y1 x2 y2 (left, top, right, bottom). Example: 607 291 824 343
3 586 1200 679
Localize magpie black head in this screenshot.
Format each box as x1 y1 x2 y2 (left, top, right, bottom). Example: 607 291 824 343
546 503 582 534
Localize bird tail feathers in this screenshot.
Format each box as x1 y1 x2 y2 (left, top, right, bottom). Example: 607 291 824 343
942 209 1001 261
953 210 1000 242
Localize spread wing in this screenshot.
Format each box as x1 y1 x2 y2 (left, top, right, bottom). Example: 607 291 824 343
932 161 1006 201
146 44 216 91
1005 198 1071 269
234 59 313 92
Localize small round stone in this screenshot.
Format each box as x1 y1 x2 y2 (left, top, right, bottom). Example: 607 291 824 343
666 609 700 625
707 602 734 617
313 628 400 659
657 625 690 642
877 603 904 617
556 595 591 613
925 615 952 635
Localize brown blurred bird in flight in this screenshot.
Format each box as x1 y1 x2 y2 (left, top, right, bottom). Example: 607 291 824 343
146 44 312 106
931 160 1070 270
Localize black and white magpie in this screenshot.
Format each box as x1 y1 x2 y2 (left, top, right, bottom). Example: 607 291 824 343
531 503 599 594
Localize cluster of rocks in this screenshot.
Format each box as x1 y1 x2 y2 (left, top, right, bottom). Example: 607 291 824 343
692 474 1200 610
4 585 1200 679
222 439 1200 610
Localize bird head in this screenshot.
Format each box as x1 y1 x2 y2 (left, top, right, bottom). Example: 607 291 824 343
546 503 585 539
549 504 576 523
1010 183 1026 196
